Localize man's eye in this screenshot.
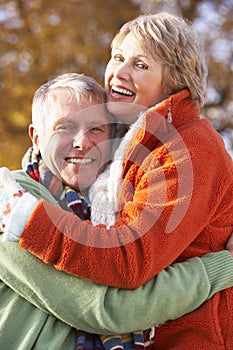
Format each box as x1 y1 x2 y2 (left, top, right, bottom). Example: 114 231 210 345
90 126 104 133
56 125 75 132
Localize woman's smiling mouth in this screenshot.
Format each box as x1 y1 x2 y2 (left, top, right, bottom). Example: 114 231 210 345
112 85 135 97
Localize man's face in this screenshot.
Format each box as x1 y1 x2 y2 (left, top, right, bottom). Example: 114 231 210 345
32 89 112 191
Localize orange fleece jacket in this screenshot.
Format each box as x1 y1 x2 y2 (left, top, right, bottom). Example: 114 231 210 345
20 89 233 348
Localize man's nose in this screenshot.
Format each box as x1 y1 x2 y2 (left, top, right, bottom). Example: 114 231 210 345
72 130 90 149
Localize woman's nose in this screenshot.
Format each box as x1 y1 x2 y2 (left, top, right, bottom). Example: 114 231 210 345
114 62 130 79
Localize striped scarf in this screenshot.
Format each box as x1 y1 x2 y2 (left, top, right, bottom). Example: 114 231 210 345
22 147 153 350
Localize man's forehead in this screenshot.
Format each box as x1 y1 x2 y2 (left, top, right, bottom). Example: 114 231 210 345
47 91 110 123
47 103 111 128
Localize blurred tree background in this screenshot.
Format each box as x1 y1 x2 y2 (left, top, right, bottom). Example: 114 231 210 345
0 0 233 169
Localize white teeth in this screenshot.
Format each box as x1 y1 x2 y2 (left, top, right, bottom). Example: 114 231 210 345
66 158 93 164
112 86 134 96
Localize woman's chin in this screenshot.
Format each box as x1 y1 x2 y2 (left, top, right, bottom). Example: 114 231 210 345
107 101 146 123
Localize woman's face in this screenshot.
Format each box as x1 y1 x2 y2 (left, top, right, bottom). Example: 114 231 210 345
105 33 167 123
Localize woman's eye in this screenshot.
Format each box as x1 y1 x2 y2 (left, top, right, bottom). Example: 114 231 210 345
113 54 124 62
136 62 148 70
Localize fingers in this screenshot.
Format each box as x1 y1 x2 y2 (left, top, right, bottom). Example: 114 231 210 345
0 167 24 192
0 167 17 187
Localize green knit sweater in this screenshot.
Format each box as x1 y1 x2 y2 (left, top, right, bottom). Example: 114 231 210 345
0 170 233 349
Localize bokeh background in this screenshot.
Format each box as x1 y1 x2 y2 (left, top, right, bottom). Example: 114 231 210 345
1 0 233 169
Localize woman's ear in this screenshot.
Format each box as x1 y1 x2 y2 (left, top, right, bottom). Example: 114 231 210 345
28 124 40 155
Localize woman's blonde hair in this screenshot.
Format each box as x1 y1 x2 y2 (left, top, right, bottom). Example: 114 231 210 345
111 12 208 107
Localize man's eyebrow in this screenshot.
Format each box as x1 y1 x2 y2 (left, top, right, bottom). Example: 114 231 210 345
53 117 73 128
86 120 110 128
88 119 109 124
53 118 109 129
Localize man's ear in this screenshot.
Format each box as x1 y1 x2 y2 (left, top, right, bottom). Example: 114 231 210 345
29 124 40 155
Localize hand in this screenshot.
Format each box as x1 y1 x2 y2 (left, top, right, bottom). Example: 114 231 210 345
226 232 233 258
0 167 25 231
0 167 38 241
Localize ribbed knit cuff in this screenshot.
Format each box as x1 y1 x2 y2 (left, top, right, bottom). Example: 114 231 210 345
201 250 233 298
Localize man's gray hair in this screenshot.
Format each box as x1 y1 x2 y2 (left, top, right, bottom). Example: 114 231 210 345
32 73 106 131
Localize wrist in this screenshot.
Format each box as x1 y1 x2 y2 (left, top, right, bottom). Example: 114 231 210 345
201 250 233 297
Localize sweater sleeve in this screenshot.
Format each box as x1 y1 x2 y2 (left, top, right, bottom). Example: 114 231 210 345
0 279 76 350
0 242 233 334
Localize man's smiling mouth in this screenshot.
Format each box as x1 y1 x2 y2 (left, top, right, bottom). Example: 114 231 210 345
66 157 93 164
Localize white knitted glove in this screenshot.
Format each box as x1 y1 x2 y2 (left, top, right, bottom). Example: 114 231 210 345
0 167 38 241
